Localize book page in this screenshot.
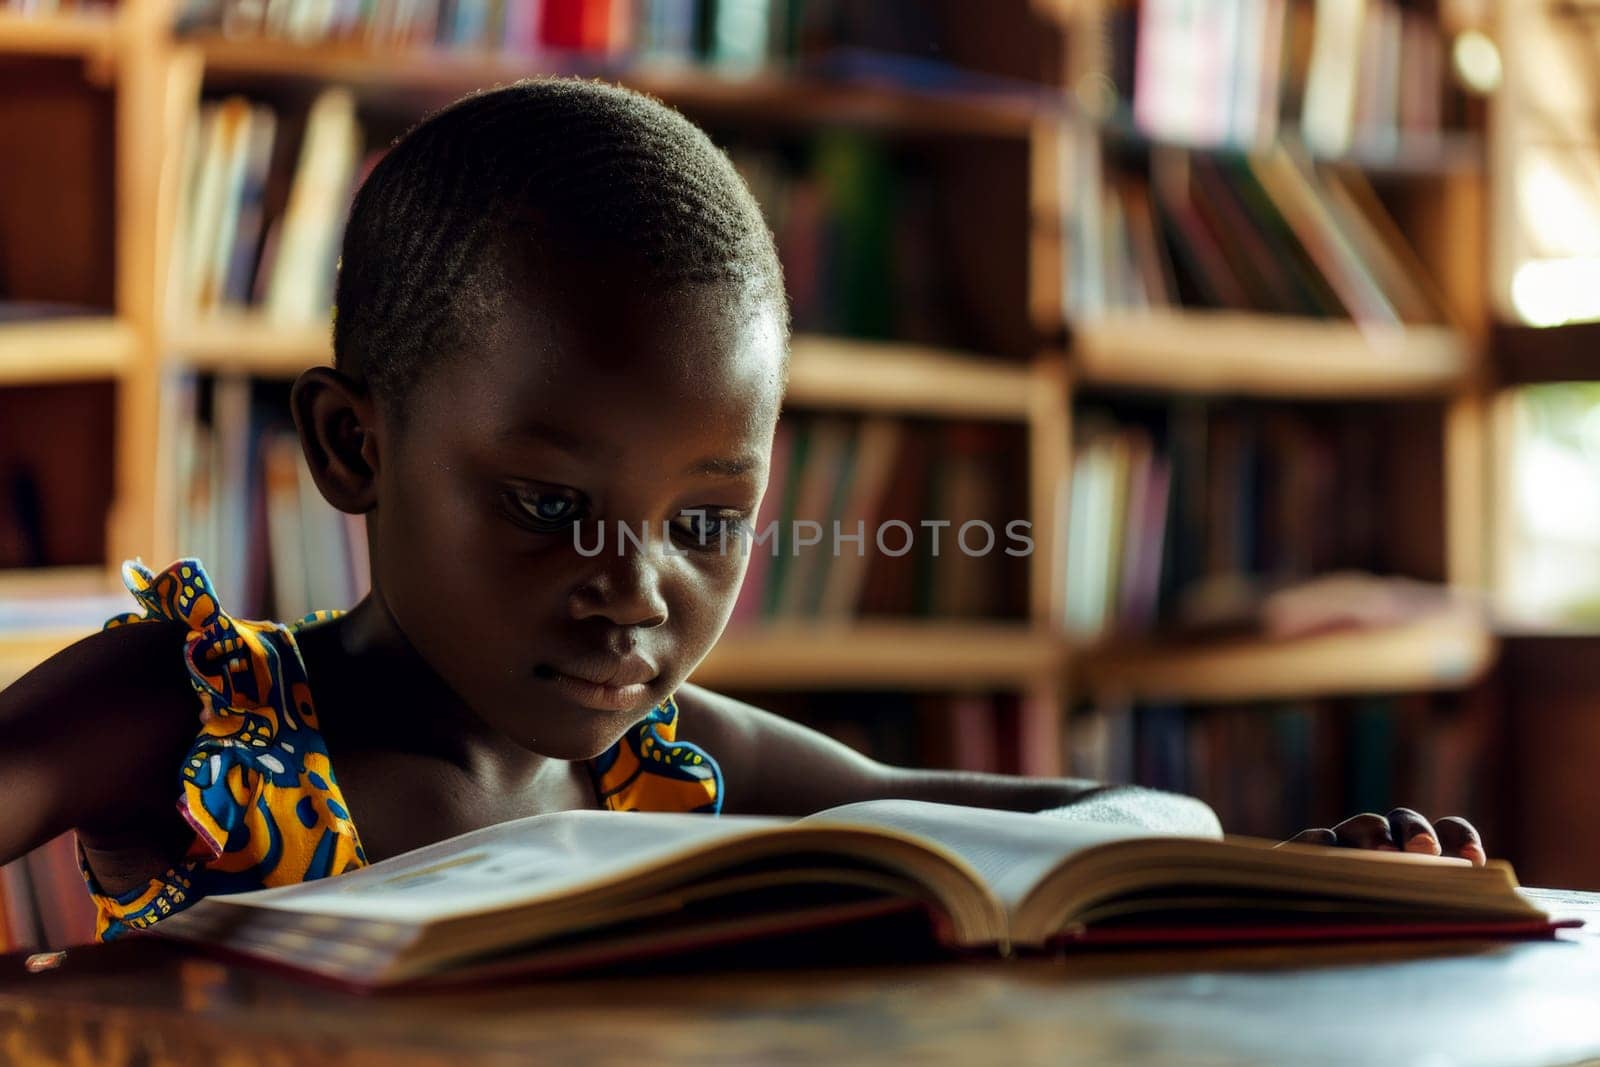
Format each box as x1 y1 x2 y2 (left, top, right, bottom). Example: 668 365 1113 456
803 800 1202 914
211 810 790 923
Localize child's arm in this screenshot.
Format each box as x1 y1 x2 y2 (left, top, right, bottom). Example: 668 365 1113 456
0 621 200 868
675 684 1222 835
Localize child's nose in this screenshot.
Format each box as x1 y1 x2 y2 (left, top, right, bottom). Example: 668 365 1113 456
568 543 669 628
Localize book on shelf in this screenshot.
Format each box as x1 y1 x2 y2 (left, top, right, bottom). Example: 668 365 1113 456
731 134 975 347
164 108 975 355
0 832 98 952
177 0 796 64
1126 0 1449 155
1061 401 1466 642
725 414 1022 626
0 865 15 954
734 689 1034 776
1069 690 1492 843
168 88 365 330
0 301 107 323
265 88 362 325
147 798 1569 991
0 585 128 634
0 0 110 13
1068 139 1448 325
815 415 902 620
167 376 369 619
0 388 116 572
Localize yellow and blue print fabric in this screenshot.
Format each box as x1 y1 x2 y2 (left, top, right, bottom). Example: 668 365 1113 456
77 559 366 942
78 558 721 942
589 696 723 814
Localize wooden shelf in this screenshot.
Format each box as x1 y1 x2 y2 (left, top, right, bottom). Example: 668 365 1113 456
0 317 137 385
192 37 1040 139
1069 311 1474 398
0 630 81 689
1075 614 1497 704
691 620 1059 690
786 336 1033 419
0 8 118 59
0 565 126 689
167 318 1036 418
1313 129 1485 179
1096 111 1485 178
166 315 330 376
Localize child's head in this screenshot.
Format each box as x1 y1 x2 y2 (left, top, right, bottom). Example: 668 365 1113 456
294 78 789 760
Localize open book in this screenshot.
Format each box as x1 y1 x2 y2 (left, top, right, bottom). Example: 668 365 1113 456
149 800 1568 991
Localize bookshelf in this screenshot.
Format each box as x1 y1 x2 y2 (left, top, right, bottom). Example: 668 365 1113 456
1027 0 1505 840
692 620 1058 691
0 317 135 384
1491 321 1600 388
0 0 1505 796
190 36 1045 138
1067 312 1472 399
166 314 329 374
0 7 117 62
1077 613 1495 705
0 564 123 689
1465 1 1600 887
167 321 1042 420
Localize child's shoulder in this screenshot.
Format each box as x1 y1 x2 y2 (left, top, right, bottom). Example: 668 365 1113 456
671 683 896 817
0 603 201 857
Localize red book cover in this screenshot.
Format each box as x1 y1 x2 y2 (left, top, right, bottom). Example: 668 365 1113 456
540 0 614 52
1056 918 1580 952
857 424 931 617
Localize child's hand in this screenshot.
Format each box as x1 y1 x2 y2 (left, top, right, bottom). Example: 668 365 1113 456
1280 808 1487 866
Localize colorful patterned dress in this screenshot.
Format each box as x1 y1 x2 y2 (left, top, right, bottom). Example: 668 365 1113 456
78 558 723 942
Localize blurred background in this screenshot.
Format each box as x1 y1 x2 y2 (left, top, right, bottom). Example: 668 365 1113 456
2 0 1598 947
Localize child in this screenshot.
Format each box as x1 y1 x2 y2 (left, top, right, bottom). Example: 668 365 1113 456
0 79 1484 944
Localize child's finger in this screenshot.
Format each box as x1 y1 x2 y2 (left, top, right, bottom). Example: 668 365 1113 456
1386 807 1441 856
1332 812 1398 850
1434 816 1487 866
1277 827 1339 848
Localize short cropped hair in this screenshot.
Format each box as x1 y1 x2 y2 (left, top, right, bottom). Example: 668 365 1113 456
332 77 788 408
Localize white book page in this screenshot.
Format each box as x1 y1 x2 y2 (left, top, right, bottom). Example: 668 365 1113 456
212 810 790 923
803 800 1192 914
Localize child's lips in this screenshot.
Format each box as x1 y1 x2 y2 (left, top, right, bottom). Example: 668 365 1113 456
539 669 657 712
534 653 660 712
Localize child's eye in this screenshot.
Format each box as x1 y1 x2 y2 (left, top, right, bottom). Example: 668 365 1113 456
671 509 747 549
507 487 588 532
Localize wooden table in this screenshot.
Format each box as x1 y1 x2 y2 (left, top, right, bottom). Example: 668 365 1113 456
4 891 1600 1066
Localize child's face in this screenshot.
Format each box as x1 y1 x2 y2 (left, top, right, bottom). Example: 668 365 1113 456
370 269 785 761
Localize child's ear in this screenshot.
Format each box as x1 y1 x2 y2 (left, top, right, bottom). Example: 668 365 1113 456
291 367 380 514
